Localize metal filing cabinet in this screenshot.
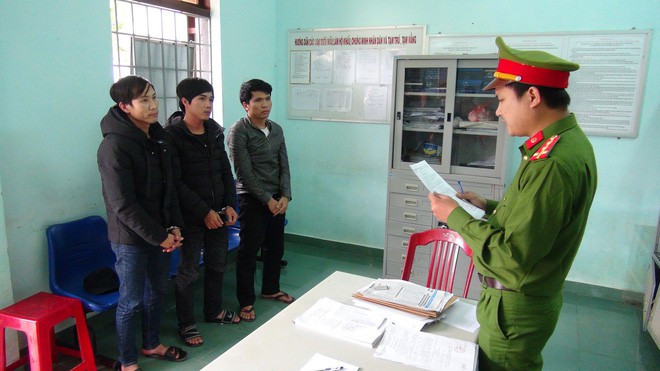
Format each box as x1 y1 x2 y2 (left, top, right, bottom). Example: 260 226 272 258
384 55 510 300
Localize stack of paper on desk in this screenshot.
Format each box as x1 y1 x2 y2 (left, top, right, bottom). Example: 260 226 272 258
352 279 457 319
293 297 387 347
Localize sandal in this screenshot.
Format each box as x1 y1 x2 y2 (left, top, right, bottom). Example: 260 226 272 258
113 361 142 371
261 291 295 304
142 345 188 362
206 309 240 324
178 325 203 347
239 306 256 322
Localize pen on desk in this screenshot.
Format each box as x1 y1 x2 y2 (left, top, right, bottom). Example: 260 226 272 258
313 367 344 371
457 180 465 194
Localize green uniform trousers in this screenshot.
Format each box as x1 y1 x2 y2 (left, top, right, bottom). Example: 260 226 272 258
476 286 562 371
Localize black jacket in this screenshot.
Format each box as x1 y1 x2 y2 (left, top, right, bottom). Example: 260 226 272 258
165 112 236 226
97 106 184 246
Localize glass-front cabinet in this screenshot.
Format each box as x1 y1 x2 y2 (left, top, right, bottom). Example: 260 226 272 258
384 55 509 299
392 56 507 179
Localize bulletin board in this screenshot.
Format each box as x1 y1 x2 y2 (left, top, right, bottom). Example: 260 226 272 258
428 30 651 138
288 25 426 124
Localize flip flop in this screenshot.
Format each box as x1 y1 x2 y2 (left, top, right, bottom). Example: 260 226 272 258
178 325 203 347
239 306 256 322
261 291 295 304
142 346 188 362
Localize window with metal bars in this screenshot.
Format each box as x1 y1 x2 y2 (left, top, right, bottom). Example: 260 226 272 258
109 0 212 124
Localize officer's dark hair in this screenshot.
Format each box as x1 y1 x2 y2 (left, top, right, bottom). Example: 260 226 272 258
509 82 571 110
176 77 214 111
239 79 272 105
109 75 154 106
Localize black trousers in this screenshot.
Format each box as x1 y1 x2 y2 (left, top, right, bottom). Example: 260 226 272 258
235 193 286 307
174 224 229 326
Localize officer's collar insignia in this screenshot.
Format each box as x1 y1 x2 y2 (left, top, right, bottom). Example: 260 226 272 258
530 135 560 161
525 131 545 149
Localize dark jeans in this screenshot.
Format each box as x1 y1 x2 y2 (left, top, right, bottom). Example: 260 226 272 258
174 224 229 326
111 243 170 367
236 193 286 307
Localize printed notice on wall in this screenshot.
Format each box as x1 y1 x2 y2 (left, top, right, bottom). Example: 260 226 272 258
428 31 651 138
288 25 426 124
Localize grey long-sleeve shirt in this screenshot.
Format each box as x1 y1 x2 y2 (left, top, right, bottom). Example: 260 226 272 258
227 117 292 204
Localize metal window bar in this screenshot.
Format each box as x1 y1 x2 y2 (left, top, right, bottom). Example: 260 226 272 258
110 0 212 123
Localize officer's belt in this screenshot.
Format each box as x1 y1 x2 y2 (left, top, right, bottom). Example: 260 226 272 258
478 273 514 292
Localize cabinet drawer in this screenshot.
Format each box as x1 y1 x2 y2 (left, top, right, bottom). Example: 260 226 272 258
389 192 431 210
388 206 434 226
389 177 427 196
386 220 428 238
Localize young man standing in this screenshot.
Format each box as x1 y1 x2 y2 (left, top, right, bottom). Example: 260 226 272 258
166 78 240 348
428 37 598 370
227 79 294 322
97 75 188 371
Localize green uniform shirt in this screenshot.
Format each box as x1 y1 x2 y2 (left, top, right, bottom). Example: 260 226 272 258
447 113 597 296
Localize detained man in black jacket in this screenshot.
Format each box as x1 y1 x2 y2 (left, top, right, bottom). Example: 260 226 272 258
165 78 240 348
97 75 187 371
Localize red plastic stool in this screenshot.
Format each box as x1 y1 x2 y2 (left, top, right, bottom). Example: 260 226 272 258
0 292 96 371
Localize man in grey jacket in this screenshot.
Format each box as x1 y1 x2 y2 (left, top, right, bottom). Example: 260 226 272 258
227 79 293 322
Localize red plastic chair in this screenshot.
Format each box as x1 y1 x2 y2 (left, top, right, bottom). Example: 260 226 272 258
401 228 474 298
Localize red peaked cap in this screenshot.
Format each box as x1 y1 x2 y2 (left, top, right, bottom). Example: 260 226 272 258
484 36 580 90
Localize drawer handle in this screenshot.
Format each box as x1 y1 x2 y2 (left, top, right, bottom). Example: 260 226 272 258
403 227 415 235
403 212 417 221
404 184 419 192
404 198 418 207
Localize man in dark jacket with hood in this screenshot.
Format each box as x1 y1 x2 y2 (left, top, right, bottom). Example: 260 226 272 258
97 75 188 371
165 78 240 348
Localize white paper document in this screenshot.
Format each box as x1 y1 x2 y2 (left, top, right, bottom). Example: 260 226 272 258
410 160 486 219
299 353 359 371
440 300 480 333
293 297 386 347
375 323 478 371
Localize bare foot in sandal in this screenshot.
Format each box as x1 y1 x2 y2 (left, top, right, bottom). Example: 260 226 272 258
206 309 240 324
179 325 203 347
239 306 256 322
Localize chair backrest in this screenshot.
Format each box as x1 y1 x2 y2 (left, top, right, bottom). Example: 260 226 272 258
401 228 474 298
46 215 118 312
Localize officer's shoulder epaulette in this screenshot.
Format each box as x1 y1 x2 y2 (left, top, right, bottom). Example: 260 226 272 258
530 135 560 161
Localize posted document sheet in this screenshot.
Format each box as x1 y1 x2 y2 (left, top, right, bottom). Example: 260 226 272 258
410 160 486 219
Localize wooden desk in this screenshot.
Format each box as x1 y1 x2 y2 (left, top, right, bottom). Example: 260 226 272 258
202 271 478 370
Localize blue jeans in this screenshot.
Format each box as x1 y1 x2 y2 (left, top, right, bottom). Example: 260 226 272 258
112 243 170 366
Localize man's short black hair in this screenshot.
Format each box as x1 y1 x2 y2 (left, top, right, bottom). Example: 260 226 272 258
239 79 272 105
176 77 214 111
509 82 571 110
109 75 154 105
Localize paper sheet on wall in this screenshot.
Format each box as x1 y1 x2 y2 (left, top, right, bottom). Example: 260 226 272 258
410 161 486 219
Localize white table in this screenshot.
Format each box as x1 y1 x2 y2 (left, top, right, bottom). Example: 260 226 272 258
202 271 478 370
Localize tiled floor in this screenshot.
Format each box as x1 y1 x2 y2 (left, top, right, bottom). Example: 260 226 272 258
52 236 660 370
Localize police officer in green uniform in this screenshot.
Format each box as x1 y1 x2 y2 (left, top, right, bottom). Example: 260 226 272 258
428 37 598 370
